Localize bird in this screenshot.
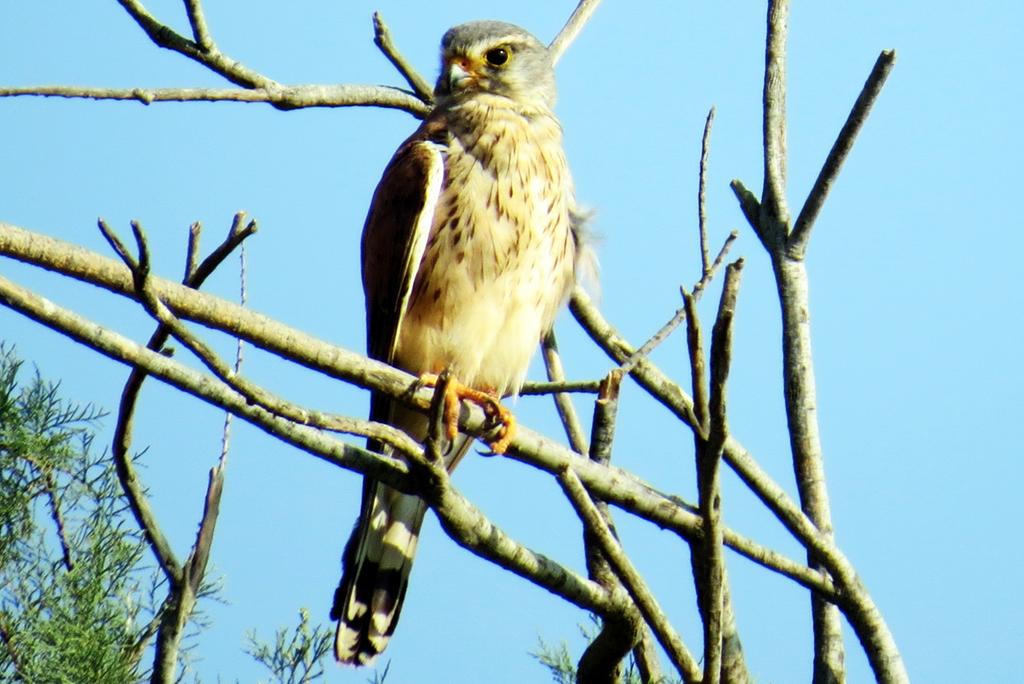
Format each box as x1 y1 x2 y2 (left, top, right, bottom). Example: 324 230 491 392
330 19 587 666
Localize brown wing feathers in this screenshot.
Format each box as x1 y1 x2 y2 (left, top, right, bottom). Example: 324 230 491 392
333 123 446 665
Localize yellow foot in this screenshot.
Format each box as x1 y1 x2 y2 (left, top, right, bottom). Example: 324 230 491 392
419 373 516 454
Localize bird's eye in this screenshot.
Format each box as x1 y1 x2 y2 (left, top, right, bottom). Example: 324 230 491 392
484 47 509 66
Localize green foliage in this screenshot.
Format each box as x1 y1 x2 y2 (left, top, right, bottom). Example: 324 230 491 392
246 608 334 684
0 344 159 682
532 636 577 684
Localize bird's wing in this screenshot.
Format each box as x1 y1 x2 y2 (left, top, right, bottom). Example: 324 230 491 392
361 123 446 372
333 122 448 666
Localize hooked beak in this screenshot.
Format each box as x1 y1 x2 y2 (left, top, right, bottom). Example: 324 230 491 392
446 60 474 92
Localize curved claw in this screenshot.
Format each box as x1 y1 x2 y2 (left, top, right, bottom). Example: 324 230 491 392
419 372 516 454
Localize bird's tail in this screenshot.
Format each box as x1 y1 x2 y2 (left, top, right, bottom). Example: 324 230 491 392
331 481 428 666
331 402 473 666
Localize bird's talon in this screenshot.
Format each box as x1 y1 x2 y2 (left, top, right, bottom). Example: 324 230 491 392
417 372 515 454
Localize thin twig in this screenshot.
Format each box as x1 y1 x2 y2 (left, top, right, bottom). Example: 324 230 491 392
0 85 431 117
588 370 623 469
618 225 737 383
372 12 433 103
182 0 213 51
184 222 201 283
683 290 709 437
127 610 164 670
729 180 765 248
619 306 685 378
558 467 701 683
698 107 716 276
191 212 257 287
691 230 740 300
519 379 601 396
187 463 223 591
789 49 896 258
42 469 74 572
116 0 277 90
217 240 247 467
540 331 590 454
97 218 138 272
548 0 604 64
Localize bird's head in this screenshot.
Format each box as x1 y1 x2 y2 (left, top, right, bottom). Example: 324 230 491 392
434 21 556 108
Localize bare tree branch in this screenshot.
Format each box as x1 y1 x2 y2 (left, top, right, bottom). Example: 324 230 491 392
183 221 202 283
682 267 751 684
430 471 625 616
97 215 238 681
576 371 636 682
372 12 434 103
576 613 641 684
746 7 899 680
698 260 743 684
632 629 666 684
683 291 709 437
549 0 604 64
0 262 631 624
773 259 844 684
7 218 909 679
0 84 430 116
217 240 246 468
115 0 277 90
761 0 791 229
1 273 632 629
182 0 214 51
789 49 896 257
103 215 255 589
558 467 701 684
568 285 910 682
408 400 628 619
41 468 74 572
691 230 739 302
698 107 716 276
520 379 601 396
150 463 224 684
619 227 737 380
541 331 590 454
109 221 420 456
728 180 764 248
0 222 836 598
2 1 606 124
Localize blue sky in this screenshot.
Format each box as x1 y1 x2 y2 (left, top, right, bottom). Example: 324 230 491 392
2 1 1021 682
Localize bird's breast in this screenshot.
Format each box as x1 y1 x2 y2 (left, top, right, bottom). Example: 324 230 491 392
394 106 576 396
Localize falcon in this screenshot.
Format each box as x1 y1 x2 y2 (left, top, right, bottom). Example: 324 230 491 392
331 20 586 665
